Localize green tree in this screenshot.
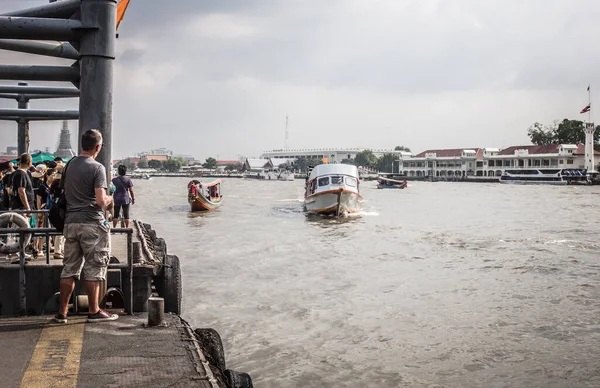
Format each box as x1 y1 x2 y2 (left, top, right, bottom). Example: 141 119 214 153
137 159 149 169
354 150 377 168
224 163 242 171
203 157 217 169
527 122 556 145
293 157 322 173
528 119 600 146
163 158 182 172
147 159 163 169
174 156 188 166
341 158 355 165
394 145 411 152
376 153 396 173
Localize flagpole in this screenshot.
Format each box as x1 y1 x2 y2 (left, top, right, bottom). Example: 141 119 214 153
589 84 592 124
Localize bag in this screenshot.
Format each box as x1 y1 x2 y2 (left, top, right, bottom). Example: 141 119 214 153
48 160 70 233
48 190 66 232
40 183 52 210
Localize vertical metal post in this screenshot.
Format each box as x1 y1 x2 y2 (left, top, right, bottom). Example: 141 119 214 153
78 0 116 181
17 82 29 155
19 231 26 315
126 230 133 314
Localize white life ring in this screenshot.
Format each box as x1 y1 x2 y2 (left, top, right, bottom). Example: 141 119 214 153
0 212 32 254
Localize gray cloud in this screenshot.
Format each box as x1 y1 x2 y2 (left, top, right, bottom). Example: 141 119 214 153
1 0 599 160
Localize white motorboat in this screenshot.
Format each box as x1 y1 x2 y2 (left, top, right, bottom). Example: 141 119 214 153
304 164 362 216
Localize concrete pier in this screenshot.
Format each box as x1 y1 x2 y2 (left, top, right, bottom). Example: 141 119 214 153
0 313 225 388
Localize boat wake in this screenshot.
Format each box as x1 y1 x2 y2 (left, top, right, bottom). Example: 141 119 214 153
357 210 380 216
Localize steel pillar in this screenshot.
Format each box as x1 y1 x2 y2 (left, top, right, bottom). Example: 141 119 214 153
78 0 116 178
0 39 79 60
0 85 80 96
0 17 83 41
0 109 79 120
17 82 29 155
1 0 81 19
0 64 79 82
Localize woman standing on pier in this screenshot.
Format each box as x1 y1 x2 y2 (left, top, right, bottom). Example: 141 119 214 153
111 165 135 228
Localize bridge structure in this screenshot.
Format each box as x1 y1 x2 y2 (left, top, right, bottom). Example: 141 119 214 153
0 0 130 178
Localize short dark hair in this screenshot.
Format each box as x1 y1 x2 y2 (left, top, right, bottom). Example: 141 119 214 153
54 156 63 162
81 129 102 151
118 165 127 176
19 153 31 167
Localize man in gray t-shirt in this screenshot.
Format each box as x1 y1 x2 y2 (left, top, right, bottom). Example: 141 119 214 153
65 155 107 224
54 129 118 324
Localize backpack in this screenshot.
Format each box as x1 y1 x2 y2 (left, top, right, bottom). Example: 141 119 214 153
40 183 52 210
48 161 70 232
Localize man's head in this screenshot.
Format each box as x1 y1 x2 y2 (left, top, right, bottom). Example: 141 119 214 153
54 156 63 163
7 162 14 172
118 165 127 176
81 129 103 158
19 153 32 169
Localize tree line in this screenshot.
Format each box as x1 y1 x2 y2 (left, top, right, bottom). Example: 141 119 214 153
287 145 411 173
527 119 600 148
116 156 243 173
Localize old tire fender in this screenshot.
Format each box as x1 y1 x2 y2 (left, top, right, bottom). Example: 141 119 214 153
223 369 253 388
156 254 182 314
194 328 226 371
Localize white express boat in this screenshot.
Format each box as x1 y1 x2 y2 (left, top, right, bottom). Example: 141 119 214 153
304 164 363 216
499 168 578 185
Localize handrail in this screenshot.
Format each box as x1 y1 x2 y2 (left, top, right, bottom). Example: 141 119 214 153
0 225 134 315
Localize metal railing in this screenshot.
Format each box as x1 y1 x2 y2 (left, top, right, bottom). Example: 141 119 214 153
0 210 134 316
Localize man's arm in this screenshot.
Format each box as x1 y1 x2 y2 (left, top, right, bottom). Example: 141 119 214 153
94 166 112 208
129 187 135 204
95 188 113 208
18 187 30 210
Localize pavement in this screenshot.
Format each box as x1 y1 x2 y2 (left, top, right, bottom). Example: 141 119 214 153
0 313 222 388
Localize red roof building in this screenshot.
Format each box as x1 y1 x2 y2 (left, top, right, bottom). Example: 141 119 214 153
399 144 595 178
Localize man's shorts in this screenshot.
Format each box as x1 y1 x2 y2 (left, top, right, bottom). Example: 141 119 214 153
62 222 111 281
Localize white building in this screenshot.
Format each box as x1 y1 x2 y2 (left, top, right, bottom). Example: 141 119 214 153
400 144 597 178
261 148 403 163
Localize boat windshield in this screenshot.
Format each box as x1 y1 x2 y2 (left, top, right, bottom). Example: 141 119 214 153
345 177 357 187
330 176 343 185
318 177 329 186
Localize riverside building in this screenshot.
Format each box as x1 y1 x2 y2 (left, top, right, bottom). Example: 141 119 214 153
399 144 598 178
261 148 403 163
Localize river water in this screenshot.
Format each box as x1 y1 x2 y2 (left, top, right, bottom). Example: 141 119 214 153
131 178 600 388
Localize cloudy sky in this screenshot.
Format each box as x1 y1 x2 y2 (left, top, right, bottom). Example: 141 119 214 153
1 0 599 161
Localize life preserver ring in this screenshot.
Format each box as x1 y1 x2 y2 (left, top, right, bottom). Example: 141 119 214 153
0 212 32 254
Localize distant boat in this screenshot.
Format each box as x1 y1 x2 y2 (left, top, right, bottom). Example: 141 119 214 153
304 164 362 216
187 179 223 211
377 174 407 189
499 169 571 185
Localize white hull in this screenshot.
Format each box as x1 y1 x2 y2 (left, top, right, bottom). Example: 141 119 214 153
499 179 567 185
304 190 362 215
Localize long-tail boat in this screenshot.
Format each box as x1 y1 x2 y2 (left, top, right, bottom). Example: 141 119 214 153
187 179 223 211
377 174 408 189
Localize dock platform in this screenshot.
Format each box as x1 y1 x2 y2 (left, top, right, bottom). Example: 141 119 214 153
0 313 223 388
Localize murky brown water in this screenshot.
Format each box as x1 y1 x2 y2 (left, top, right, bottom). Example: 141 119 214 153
132 177 600 388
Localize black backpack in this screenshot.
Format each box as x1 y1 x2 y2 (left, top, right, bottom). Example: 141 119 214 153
48 161 70 232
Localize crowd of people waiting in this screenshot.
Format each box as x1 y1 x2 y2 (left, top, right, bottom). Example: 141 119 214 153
0 154 67 259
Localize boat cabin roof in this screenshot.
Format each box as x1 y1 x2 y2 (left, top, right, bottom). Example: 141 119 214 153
308 164 358 180
200 178 222 187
